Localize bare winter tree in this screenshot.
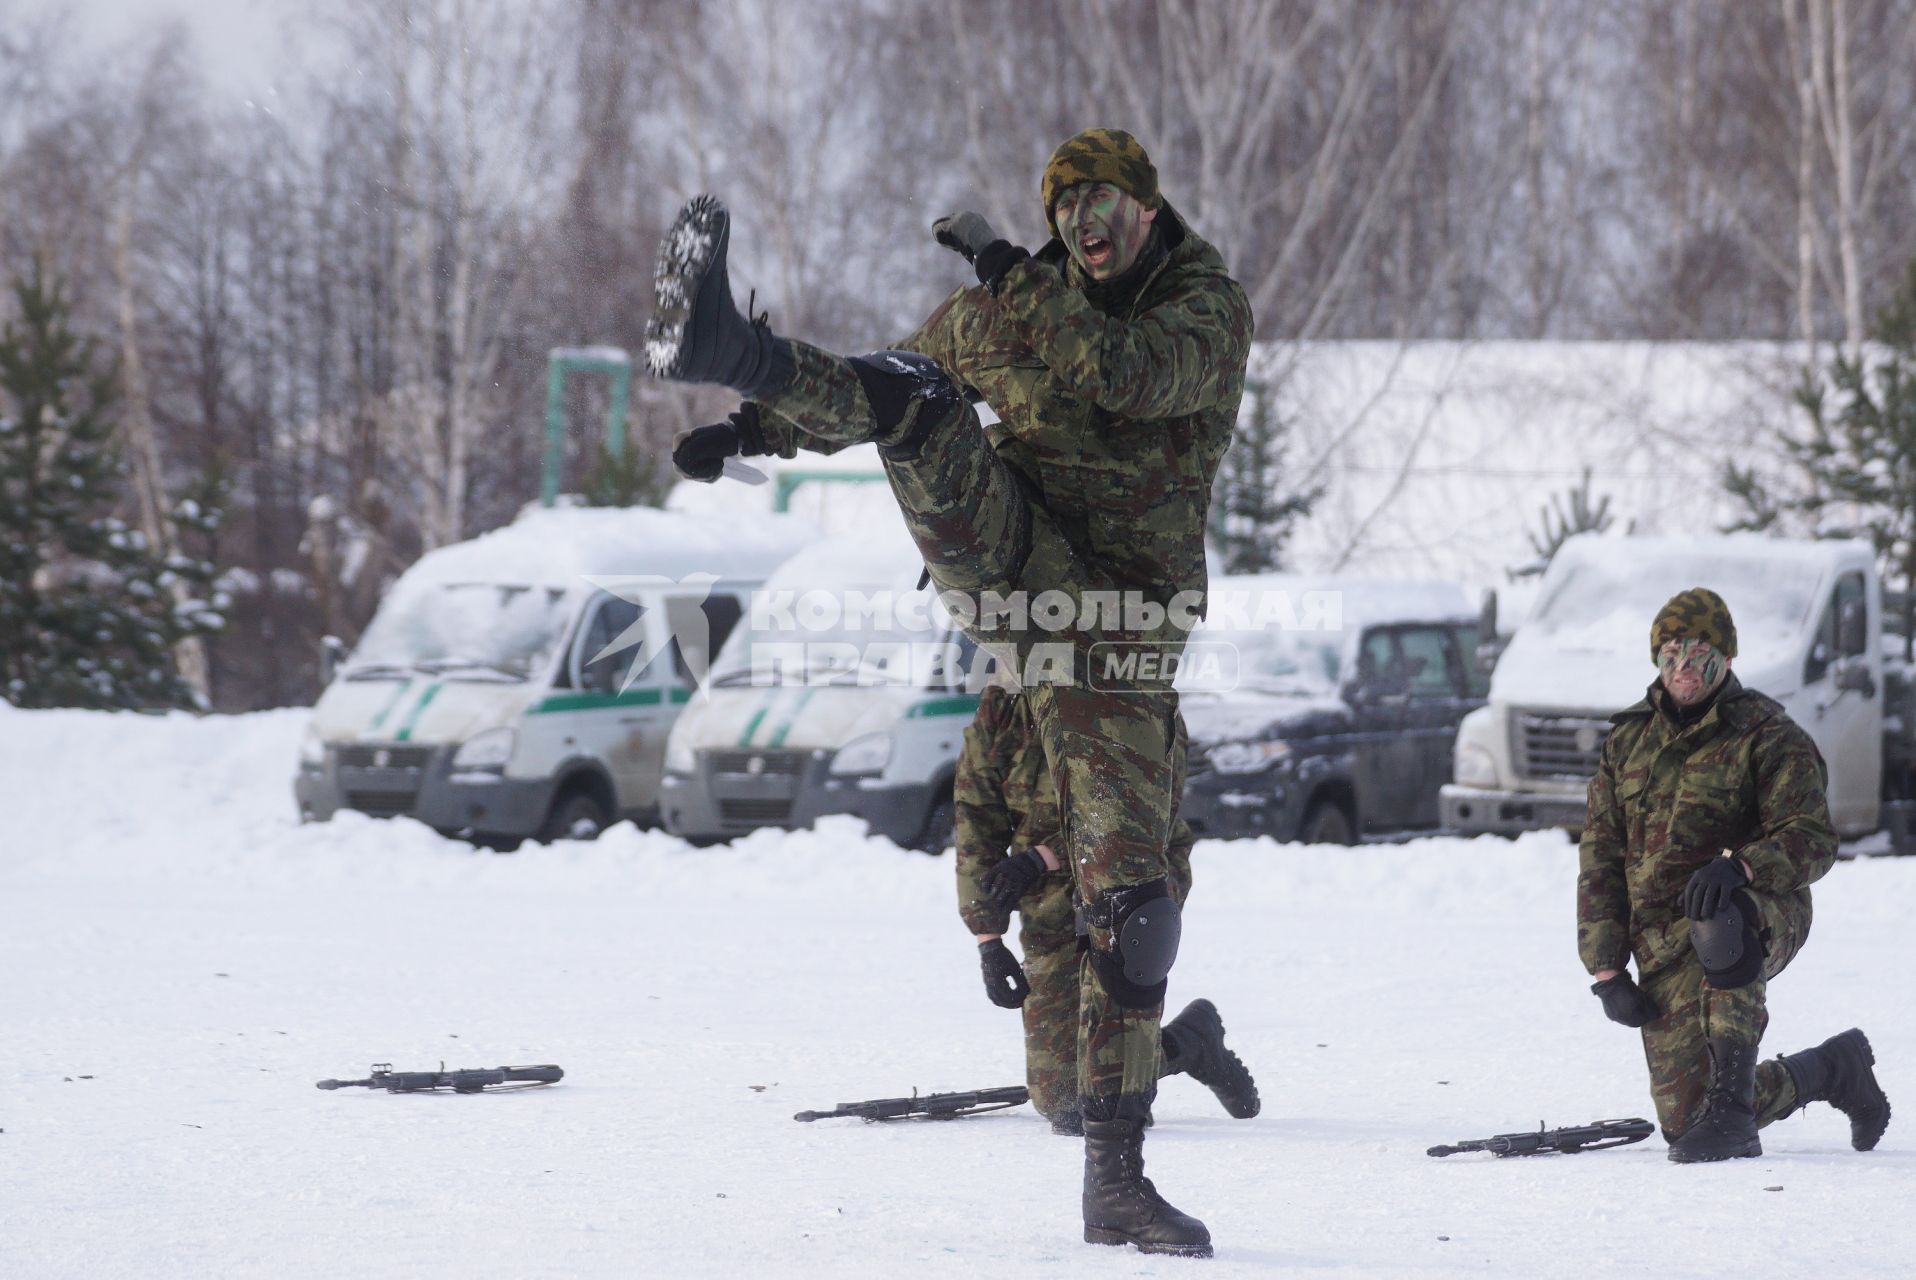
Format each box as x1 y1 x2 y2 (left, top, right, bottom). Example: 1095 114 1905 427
1607 0 1916 343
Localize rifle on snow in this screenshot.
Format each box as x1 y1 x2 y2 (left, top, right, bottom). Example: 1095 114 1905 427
316 1062 564 1093
794 1085 1028 1123
1427 1117 1655 1157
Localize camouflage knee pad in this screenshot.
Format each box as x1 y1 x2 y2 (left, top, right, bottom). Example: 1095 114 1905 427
846 351 964 459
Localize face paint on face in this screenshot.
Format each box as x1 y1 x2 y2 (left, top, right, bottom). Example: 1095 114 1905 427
1657 637 1728 707
1053 182 1157 281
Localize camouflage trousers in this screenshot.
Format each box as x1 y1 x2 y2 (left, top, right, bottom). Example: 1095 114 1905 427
1635 888 1813 1142
762 342 1189 1105
1018 836 1197 1119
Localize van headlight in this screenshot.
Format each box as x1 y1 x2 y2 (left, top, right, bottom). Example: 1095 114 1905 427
1453 742 1497 788
830 731 892 777
1208 739 1291 775
664 735 696 776
452 727 515 772
299 724 327 767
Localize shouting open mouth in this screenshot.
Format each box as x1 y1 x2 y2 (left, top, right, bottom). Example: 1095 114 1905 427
1078 233 1115 272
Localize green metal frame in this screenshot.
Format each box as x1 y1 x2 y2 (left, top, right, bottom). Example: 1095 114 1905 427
542 348 633 507
773 468 886 513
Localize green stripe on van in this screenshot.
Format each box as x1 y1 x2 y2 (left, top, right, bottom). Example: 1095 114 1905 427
393 682 443 741
905 694 981 719
767 687 817 748
369 679 415 730
738 699 773 747
531 687 667 714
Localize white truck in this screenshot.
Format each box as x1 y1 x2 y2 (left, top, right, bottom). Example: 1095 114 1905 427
657 530 981 851
1440 532 1916 848
295 504 810 846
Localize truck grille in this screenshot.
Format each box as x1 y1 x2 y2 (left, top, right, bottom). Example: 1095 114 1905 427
706 750 807 777
336 744 434 770
342 788 420 819
1511 711 1611 782
718 798 795 824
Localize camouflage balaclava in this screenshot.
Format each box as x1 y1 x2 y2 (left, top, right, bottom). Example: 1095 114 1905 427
1651 587 1736 706
1041 128 1160 239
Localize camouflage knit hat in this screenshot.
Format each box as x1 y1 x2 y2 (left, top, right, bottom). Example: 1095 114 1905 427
1041 128 1160 238
1650 587 1737 662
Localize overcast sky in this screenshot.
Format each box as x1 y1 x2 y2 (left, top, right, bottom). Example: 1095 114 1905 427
31 0 295 94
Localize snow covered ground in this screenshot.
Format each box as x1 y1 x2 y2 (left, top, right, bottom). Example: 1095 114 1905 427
4 705 1910 1278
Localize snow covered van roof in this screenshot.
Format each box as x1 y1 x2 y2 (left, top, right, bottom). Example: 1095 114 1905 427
1489 531 1872 708
392 506 813 594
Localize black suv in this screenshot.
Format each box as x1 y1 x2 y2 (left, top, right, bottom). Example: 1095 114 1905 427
1180 603 1488 844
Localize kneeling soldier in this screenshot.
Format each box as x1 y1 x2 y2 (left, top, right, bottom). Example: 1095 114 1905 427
1577 588 1890 1162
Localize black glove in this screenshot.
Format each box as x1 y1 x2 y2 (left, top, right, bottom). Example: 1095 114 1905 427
671 405 769 482
980 848 1047 913
1682 857 1751 920
933 212 998 263
979 938 1029 1009
1590 972 1660 1027
932 211 1028 295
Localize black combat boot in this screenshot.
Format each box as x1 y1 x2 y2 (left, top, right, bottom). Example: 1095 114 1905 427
1667 1038 1762 1163
1778 1027 1891 1151
1162 998 1261 1119
644 195 792 397
1082 1110 1212 1257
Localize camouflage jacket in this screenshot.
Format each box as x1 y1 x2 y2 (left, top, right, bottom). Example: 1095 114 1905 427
1576 674 1837 976
898 206 1253 606
955 683 1067 936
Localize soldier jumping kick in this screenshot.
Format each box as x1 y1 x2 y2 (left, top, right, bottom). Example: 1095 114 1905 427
649 128 1251 1256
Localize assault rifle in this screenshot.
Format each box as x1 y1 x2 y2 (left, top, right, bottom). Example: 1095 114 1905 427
1427 1117 1655 1158
316 1063 564 1094
794 1085 1028 1123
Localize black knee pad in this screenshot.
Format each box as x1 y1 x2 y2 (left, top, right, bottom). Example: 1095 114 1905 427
1691 887 1765 989
1088 879 1182 1009
847 350 961 458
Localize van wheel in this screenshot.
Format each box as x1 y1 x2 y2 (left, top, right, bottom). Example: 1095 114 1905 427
539 789 610 843
1299 798 1355 846
913 796 955 856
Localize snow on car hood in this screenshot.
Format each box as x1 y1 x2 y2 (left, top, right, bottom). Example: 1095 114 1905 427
1178 690 1350 746
309 676 539 746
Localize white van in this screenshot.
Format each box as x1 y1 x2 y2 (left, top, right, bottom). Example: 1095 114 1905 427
657 530 983 851
295 504 810 845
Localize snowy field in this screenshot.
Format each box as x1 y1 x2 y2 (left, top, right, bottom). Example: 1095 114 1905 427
3 706 1910 1279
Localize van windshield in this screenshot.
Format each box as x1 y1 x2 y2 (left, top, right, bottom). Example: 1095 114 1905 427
1528 552 1819 662
706 591 964 688
347 583 573 680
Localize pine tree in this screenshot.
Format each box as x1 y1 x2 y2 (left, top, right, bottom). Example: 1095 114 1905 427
1720 258 1916 656
1513 466 1623 575
580 438 670 508
1210 381 1323 574
0 264 222 709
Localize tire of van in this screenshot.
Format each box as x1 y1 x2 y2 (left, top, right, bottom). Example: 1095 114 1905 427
1299 798 1355 846
913 796 955 856
539 789 611 843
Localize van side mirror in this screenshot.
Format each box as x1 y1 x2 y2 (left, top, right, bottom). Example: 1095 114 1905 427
319 635 346 686
1838 600 1868 657
1478 589 1498 643
1834 658 1876 697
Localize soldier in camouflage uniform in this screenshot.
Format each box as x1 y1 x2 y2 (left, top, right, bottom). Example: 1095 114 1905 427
650 128 1249 1256
957 681 1258 1135
1578 588 1890 1163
